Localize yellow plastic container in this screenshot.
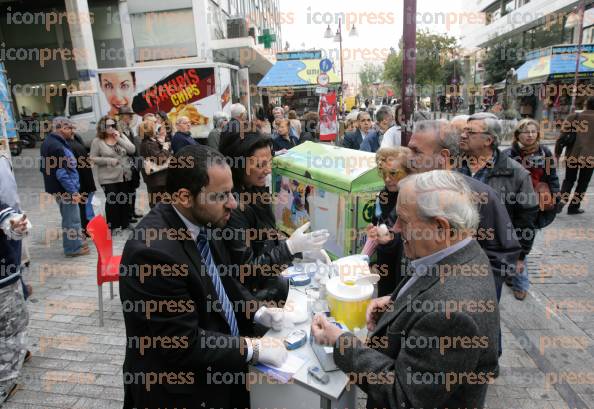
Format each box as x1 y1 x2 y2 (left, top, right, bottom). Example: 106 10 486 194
326 276 374 330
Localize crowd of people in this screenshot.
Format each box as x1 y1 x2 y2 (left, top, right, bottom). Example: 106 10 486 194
1 95 593 408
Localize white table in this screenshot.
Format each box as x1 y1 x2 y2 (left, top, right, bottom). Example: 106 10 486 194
249 286 358 409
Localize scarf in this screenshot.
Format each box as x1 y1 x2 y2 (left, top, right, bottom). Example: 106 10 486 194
517 140 539 156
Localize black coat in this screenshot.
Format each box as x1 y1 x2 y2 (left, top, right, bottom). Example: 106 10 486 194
68 134 96 195
342 129 363 150
120 203 260 409
371 189 405 297
461 175 522 279
224 187 290 303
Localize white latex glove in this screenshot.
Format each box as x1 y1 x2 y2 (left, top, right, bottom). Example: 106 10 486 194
302 249 331 265
257 337 288 368
286 222 330 255
254 307 285 331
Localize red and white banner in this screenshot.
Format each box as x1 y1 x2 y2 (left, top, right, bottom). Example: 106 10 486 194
319 91 338 142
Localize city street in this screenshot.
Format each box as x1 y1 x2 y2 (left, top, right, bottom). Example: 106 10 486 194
2 147 594 409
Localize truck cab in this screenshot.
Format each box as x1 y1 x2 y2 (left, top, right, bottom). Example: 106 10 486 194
65 90 102 147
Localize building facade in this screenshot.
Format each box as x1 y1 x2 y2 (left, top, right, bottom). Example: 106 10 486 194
460 0 594 119
0 0 281 117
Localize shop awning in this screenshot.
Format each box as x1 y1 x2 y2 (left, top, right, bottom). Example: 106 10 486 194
517 51 594 83
258 59 341 88
211 37 274 76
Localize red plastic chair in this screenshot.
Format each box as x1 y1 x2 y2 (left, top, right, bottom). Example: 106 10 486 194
87 215 121 326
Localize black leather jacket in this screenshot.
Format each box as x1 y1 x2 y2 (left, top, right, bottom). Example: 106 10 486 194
224 186 290 303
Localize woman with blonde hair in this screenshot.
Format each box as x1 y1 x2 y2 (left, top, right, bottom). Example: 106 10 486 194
139 119 172 208
365 146 412 296
90 116 136 231
502 118 559 300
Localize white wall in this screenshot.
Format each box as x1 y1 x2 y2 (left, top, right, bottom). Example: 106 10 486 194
460 0 579 48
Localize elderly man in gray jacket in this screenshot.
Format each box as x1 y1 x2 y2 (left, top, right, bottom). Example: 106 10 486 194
458 113 538 301
312 171 500 409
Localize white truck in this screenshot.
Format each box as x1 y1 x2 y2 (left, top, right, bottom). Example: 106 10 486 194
65 62 250 147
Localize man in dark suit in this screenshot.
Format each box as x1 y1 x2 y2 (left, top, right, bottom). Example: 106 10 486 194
312 170 500 409
120 145 288 409
342 111 375 150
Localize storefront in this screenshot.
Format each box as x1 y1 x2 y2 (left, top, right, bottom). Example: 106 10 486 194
516 43 594 121
257 51 340 115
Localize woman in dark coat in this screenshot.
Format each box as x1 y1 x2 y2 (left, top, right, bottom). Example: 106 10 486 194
366 147 411 297
220 132 328 303
68 133 97 237
139 120 171 208
503 118 560 300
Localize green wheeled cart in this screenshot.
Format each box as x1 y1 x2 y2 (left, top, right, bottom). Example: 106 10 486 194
272 141 384 259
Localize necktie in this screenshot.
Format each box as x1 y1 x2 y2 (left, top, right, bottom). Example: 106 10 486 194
196 230 239 336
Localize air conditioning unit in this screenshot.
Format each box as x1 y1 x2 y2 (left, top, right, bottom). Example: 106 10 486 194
227 18 249 38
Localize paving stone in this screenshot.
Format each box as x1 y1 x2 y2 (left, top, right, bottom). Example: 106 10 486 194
71 397 123 409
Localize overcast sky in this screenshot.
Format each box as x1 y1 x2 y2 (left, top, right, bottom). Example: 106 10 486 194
280 0 464 70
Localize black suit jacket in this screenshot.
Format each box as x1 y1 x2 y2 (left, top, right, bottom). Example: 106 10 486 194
334 240 500 409
120 203 259 409
342 129 363 150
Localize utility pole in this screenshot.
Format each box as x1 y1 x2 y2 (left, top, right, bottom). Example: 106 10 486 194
570 0 585 113
401 0 417 146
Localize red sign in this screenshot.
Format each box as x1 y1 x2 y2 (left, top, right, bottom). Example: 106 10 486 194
319 91 338 142
132 68 216 116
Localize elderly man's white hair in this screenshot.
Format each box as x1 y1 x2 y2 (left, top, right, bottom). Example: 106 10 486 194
213 111 230 128
468 112 502 148
399 170 480 233
175 116 190 125
230 103 247 119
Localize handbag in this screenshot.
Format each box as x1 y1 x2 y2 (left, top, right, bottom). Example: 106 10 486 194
535 182 555 211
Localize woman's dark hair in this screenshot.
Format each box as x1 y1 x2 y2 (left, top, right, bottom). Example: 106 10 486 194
288 110 298 120
302 111 319 134
96 116 118 139
157 111 173 136
219 132 272 189
166 145 227 196
256 106 266 121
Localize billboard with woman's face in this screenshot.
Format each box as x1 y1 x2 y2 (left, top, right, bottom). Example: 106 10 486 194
98 66 235 137
99 71 136 118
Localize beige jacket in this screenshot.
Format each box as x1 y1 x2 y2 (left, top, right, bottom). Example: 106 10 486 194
90 135 136 185
566 110 594 160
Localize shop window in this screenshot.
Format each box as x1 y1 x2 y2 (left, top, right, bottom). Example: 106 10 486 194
130 9 197 62
69 96 93 116
584 26 594 44
503 0 515 16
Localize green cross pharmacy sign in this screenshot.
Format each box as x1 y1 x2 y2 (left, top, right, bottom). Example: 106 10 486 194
258 29 276 49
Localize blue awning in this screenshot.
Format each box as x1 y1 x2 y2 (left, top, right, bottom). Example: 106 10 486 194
258 59 340 88
517 51 594 83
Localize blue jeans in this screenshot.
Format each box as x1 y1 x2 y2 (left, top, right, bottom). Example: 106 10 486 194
512 258 530 292
55 196 83 255
85 192 95 220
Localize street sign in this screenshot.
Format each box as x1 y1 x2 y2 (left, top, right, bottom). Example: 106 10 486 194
317 73 330 87
319 59 333 73
315 86 328 95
